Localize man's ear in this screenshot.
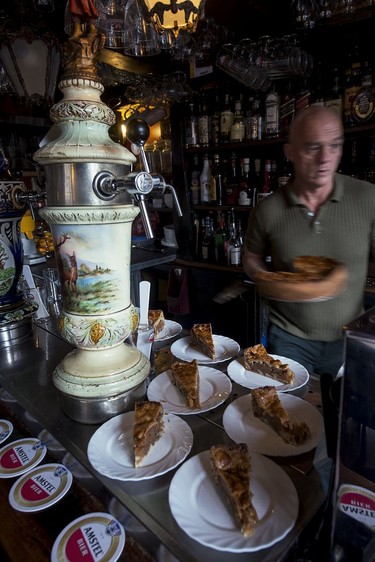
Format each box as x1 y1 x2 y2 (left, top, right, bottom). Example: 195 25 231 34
284 142 293 162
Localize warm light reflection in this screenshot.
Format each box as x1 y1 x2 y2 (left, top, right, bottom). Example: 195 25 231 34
144 0 206 37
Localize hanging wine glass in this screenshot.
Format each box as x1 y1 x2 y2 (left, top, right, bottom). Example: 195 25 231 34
95 0 127 49
123 0 161 56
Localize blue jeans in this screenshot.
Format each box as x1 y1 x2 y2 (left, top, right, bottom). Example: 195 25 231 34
267 323 344 376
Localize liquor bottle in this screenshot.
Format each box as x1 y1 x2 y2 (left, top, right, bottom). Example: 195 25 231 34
325 67 343 118
236 218 244 255
211 154 224 205
278 157 293 189
201 215 215 262
221 158 231 201
198 92 210 148
238 157 252 206
226 209 241 267
224 153 239 205
161 138 172 179
195 216 206 260
244 93 254 140
257 159 272 203
230 98 245 142
200 154 212 204
190 154 200 205
214 213 227 265
252 158 262 205
185 100 199 149
295 78 311 113
210 90 221 146
270 160 278 191
265 87 280 138
220 85 234 144
247 94 263 140
279 83 295 137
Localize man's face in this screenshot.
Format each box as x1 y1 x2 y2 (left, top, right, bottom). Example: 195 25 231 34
285 114 344 191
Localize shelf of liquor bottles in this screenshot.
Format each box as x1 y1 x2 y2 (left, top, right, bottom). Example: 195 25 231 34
191 204 253 212
184 136 289 154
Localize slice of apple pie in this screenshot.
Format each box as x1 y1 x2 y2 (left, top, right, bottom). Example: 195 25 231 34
251 386 310 446
210 443 258 537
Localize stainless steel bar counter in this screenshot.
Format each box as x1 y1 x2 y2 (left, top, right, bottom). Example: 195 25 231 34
0 321 327 562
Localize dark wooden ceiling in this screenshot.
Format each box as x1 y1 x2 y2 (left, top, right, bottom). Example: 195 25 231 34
1 0 295 43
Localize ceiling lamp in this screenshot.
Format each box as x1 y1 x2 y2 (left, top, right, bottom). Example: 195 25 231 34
143 0 206 38
0 27 60 105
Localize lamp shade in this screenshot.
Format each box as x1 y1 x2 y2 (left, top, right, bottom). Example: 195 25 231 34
144 0 206 37
0 28 60 105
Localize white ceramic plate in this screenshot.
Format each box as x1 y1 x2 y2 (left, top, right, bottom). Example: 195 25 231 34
169 450 298 552
154 319 182 341
87 411 193 481
170 335 240 364
223 393 324 457
0 419 13 445
147 366 232 415
227 354 309 393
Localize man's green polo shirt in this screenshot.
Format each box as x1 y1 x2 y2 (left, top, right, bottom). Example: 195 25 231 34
245 174 375 341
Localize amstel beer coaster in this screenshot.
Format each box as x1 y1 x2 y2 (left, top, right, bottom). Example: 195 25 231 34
0 438 46 478
51 512 126 562
0 419 13 444
338 484 375 531
9 463 73 513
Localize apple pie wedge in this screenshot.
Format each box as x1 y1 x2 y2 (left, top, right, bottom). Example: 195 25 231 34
133 401 164 467
243 344 296 384
210 443 258 537
251 386 311 446
191 323 215 359
170 359 200 409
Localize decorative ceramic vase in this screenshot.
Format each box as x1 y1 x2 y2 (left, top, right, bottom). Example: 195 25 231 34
0 180 38 344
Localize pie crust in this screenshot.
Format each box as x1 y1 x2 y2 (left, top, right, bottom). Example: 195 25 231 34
170 359 200 409
191 323 215 359
254 255 348 302
210 443 258 537
133 401 164 467
243 344 296 384
251 386 311 446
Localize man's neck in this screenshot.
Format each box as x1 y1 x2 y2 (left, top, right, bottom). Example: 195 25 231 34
292 181 334 213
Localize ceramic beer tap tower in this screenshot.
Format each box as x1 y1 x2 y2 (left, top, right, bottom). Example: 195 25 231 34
33 22 160 423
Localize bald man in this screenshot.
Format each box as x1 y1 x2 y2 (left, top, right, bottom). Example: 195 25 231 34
243 105 375 375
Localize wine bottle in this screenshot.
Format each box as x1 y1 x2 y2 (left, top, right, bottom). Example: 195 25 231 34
214 213 227 265
230 98 245 143
202 215 215 262
220 85 234 144
200 154 211 204
198 92 210 148
185 101 199 149
190 155 200 205
211 153 223 206
265 88 280 138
